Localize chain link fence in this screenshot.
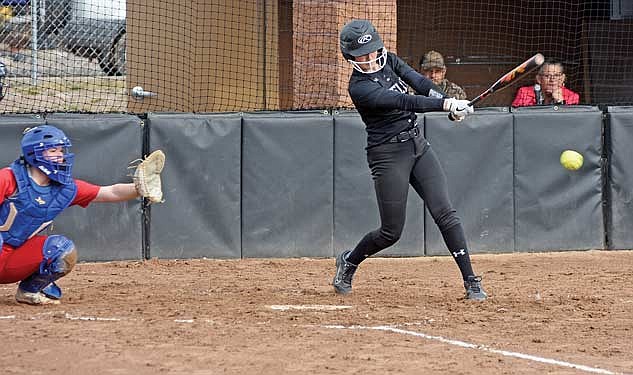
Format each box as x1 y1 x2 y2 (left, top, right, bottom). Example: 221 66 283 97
1 0 125 75
0 0 126 112
0 1 632 114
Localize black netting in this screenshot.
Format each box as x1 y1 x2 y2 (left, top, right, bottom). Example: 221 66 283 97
0 0 631 114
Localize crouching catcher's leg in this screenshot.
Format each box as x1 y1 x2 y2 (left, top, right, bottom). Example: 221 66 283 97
17 235 77 304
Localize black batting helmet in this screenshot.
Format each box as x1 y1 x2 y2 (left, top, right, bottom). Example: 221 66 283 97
339 19 387 73
339 19 384 60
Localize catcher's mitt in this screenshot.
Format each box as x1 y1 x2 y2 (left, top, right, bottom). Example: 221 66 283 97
130 150 165 203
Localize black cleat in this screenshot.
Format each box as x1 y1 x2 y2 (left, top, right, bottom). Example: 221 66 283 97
464 275 487 301
333 250 357 295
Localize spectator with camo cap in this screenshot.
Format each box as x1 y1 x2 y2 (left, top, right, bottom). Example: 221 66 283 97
420 50 467 100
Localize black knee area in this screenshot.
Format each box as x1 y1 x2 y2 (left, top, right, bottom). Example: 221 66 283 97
434 207 461 232
375 227 401 248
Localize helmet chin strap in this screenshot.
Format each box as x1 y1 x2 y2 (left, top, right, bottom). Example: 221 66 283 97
348 48 387 74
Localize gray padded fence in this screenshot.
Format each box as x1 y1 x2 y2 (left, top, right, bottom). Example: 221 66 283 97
513 106 604 251
0 115 47 169
424 108 514 255
333 110 424 257
0 116 47 155
241 111 333 258
607 107 633 249
1 108 625 261
148 113 242 259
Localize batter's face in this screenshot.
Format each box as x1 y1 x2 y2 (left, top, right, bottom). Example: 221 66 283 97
355 51 380 72
422 67 446 85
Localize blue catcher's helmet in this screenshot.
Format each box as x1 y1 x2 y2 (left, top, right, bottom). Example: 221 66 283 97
21 125 75 185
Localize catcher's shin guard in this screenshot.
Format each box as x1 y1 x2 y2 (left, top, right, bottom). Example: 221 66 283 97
18 235 77 299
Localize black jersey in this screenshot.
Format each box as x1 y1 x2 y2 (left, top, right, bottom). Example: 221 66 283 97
348 52 446 148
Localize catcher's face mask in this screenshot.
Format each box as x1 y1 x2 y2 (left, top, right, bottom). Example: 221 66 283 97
21 125 75 185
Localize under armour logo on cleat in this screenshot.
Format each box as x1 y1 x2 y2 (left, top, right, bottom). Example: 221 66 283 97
452 249 466 257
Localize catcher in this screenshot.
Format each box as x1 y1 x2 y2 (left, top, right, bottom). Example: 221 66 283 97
0 125 165 305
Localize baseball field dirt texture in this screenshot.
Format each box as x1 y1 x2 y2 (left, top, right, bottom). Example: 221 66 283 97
1 250 632 374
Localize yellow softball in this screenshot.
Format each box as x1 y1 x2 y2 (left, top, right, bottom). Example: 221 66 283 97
560 150 583 171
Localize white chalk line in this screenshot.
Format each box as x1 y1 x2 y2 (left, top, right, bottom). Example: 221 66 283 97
269 304 352 311
64 313 121 321
2 311 626 374
4 310 626 374
1 304 352 322
174 319 195 323
0 312 211 324
323 324 625 375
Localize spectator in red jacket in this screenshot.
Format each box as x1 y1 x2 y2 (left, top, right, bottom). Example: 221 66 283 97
512 60 579 107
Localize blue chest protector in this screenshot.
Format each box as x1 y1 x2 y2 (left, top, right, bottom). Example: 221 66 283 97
0 160 77 247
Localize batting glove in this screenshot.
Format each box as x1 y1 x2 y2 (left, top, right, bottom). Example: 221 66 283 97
443 98 474 118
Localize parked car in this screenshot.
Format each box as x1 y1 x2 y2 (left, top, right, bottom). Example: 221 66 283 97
1 0 72 51
59 0 126 75
0 0 126 76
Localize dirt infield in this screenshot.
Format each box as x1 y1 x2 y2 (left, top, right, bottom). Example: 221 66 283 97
1 250 632 374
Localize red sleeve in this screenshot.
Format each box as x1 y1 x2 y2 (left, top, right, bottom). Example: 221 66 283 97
563 87 580 105
0 168 17 206
72 179 101 208
511 86 536 107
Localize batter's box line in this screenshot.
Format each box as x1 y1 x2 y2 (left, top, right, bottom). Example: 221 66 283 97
321 324 627 375
269 304 353 311
0 312 216 324
0 312 126 322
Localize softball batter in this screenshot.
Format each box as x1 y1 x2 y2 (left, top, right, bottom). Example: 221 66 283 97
333 19 487 301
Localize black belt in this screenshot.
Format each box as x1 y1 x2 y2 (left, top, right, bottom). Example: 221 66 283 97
388 126 420 143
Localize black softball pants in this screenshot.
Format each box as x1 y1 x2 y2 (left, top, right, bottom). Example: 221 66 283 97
346 134 474 279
